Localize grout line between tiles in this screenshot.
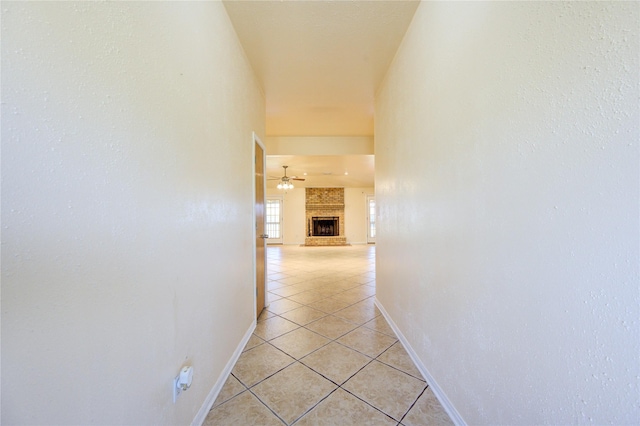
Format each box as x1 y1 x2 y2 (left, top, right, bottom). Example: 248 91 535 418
241 355 297 390
288 386 341 425
247 387 289 425
338 385 400 424
397 384 430 425
374 344 426 382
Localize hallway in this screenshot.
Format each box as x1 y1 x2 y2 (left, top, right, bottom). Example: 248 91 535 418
205 245 452 425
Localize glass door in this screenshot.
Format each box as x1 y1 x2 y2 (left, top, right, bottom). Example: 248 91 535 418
266 197 283 244
367 195 376 244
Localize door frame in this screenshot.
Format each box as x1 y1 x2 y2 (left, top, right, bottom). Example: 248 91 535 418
252 132 267 317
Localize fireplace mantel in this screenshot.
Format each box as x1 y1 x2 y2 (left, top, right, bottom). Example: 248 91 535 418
305 203 344 210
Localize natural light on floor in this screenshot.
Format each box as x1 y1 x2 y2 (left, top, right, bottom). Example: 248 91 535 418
205 245 452 425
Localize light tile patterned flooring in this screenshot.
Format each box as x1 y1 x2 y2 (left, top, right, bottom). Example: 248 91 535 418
205 245 453 425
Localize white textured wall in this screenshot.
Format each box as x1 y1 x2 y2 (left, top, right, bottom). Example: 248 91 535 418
375 2 639 425
1 2 264 425
281 188 307 244
345 188 374 244
266 188 305 244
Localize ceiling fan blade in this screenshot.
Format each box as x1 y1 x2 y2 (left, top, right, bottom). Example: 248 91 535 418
291 178 306 181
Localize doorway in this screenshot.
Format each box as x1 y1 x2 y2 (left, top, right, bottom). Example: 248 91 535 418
254 134 267 317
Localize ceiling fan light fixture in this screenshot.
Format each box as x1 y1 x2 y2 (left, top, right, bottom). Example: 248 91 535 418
277 180 293 190
276 165 297 190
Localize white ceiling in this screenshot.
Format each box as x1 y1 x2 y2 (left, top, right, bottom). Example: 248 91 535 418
266 155 375 188
223 0 420 188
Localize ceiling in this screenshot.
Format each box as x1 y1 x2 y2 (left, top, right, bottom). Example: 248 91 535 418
266 155 375 188
223 0 420 188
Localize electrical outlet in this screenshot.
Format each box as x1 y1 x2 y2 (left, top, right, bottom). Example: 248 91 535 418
172 365 193 403
172 376 182 403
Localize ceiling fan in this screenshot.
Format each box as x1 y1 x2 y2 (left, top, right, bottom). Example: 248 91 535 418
268 165 305 189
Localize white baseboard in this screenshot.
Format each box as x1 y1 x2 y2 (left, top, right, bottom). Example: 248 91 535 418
374 298 466 426
191 320 256 426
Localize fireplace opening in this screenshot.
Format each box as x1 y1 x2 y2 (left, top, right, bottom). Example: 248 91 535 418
310 217 339 237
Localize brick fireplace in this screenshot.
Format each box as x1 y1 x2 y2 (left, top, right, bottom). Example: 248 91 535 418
305 188 347 246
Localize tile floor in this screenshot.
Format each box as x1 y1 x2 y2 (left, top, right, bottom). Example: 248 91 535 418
205 245 453 425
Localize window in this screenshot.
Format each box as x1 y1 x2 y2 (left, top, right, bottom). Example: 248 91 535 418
367 196 376 243
266 199 282 241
